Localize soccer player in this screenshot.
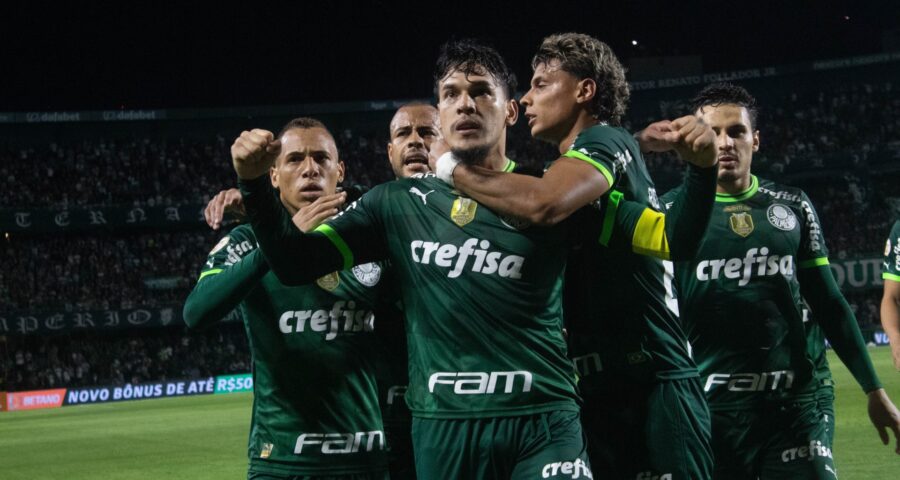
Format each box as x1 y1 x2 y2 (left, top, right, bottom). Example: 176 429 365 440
882 219 900 371
183 117 393 479
653 83 900 478
200 104 442 479
434 32 718 479
387 103 441 179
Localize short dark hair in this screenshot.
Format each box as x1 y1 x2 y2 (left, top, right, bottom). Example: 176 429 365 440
434 38 517 100
532 33 630 126
690 83 759 129
277 117 329 139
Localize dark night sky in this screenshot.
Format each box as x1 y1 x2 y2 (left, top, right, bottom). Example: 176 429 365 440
2 1 897 111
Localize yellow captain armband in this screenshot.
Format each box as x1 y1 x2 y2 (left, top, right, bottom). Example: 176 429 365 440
632 208 670 260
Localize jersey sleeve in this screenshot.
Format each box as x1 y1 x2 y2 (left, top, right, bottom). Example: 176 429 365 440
599 164 716 261
313 186 391 271
797 191 830 269
602 195 670 259
198 225 258 277
883 220 900 282
183 225 268 329
561 125 626 188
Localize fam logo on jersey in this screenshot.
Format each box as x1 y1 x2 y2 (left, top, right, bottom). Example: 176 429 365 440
352 262 382 286
704 369 794 392
451 197 478 226
729 212 754 237
767 204 797 231
295 430 385 455
428 370 532 395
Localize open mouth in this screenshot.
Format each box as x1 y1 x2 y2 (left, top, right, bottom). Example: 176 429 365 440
403 151 429 166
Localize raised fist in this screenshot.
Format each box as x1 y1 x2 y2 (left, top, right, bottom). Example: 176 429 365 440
231 129 281 180
669 115 717 168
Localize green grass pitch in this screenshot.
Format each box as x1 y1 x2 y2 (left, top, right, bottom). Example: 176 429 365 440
2 348 898 479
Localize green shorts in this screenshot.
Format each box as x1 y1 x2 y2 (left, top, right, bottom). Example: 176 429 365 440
710 400 835 480
581 375 713 479
411 410 592 479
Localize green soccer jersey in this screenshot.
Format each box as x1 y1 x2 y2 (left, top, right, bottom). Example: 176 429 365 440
884 219 900 282
240 164 602 421
563 125 697 382
196 224 389 476
661 176 827 411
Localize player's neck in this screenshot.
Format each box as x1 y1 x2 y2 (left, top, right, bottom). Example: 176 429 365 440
717 174 753 195
478 133 510 171
280 194 299 216
557 113 602 155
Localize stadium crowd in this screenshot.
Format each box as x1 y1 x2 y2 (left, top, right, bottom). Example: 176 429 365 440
1 231 216 311
3 323 249 391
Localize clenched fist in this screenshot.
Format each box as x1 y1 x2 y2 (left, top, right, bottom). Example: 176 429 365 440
669 115 717 168
232 129 282 180
635 116 717 169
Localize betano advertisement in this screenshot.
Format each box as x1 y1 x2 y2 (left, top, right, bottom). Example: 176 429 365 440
5 389 66 411
2 374 252 412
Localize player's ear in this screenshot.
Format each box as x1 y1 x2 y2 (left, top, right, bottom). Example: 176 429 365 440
576 78 596 106
506 98 519 126
336 160 345 184
269 165 279 189
752 130 760 152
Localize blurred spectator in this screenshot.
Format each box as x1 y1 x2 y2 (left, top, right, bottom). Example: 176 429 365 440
3 323 249 391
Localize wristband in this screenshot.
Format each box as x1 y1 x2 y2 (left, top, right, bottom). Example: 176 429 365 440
435 152 461 187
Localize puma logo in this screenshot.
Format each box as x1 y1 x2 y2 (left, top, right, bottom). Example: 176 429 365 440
409 187 435 205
